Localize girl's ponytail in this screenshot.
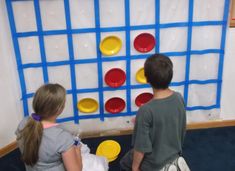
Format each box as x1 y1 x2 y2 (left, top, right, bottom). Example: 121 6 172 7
18 116 43 166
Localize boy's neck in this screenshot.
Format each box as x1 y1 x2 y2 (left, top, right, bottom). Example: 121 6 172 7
153 88 173 99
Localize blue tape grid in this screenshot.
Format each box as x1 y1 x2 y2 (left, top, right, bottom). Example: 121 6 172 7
184 0 194 107
155 0 160 53
6 0 229 123
34 0 48 83
63 0 79 123
125 0 131 115
94 0 105 121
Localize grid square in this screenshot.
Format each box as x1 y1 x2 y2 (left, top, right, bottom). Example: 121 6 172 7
24 68 44 93
73 33 97 60
130 59 146 85
100 31 126 57
39 0 66 31
160 0 189 23
103 90 127 114
12 1 37 32
99 0 125 27
44 35 69 62
171 56 186 82
69 0 95 29
189 54 219 80
75 63 98 89
48 65 72 90
187 84 217 107
130 0 155 26
170 86 184 97
18 36 41 64
102 61 126 87
191 26 222 50
58 94 74 119
77 92 100 115
131 88 152 112
130 29 155 55
160 27 188 53
193 0 225 21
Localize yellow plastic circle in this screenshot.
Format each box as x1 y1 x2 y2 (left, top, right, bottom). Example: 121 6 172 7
77 98 98 113
96 140 121 162
100 36 122 56
136 68 147 84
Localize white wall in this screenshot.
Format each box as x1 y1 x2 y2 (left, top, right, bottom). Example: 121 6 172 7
0 0 23 148
1 0 235 148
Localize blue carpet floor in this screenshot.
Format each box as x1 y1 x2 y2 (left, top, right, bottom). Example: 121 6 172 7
1 126 235 171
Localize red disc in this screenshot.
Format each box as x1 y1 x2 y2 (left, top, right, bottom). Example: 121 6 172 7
135 93 153 107
105 68 126 88
134 33 155 53
105 97 126 114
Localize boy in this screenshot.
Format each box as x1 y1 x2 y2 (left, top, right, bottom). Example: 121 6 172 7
120 54 187 171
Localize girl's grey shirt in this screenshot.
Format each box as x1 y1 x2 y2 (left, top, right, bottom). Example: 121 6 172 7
15 118 74 171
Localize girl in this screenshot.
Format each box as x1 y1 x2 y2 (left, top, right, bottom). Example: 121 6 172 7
15 83 83 171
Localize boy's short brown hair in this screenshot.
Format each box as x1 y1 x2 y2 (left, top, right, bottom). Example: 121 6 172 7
144 53 173 89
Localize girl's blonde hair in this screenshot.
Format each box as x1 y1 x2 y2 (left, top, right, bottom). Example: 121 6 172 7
18 83 66 166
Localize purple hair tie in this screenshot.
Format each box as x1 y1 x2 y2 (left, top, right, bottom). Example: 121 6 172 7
31 113 41 121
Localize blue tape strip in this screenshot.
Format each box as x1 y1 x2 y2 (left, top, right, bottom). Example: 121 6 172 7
155 0 160 53
186 104 219 111
34 0 49 83
56 102 220 122
20 48 223 70
125 0 131 115
16 20 225 38
184 0 194 107
94 0 104 121
6 1 29 116
57 116 75 123
216 0 230 107
64 0 79 124
188 79 221 84
22 78 220 101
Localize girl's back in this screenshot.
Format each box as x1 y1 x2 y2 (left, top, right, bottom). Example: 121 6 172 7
16 117 74 171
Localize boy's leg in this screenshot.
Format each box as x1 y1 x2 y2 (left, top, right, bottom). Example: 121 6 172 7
119 149 134 171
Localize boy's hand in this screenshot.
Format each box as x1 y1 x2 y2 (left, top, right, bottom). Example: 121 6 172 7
132 150 144 171
132 167 141 171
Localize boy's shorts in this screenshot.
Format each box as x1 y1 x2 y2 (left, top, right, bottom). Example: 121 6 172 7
120 149 190 171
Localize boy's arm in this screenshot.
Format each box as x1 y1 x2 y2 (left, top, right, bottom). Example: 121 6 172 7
132 149 144 171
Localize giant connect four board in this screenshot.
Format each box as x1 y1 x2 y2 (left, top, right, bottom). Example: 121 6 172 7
6 0 229 123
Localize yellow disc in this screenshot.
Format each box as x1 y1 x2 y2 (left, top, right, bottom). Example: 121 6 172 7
136 68 147 84
96 140 121 162
77 98 98 113
100 36 122 56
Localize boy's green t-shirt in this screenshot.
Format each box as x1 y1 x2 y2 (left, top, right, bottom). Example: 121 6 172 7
132 91 186 170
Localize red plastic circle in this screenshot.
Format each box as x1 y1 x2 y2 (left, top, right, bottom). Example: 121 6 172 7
134 33 155 53
135 93 153 107
105 97 126 114
105 68 126 88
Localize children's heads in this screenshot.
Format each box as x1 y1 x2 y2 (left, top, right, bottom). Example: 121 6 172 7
33 83 66 119
144 54 173 89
